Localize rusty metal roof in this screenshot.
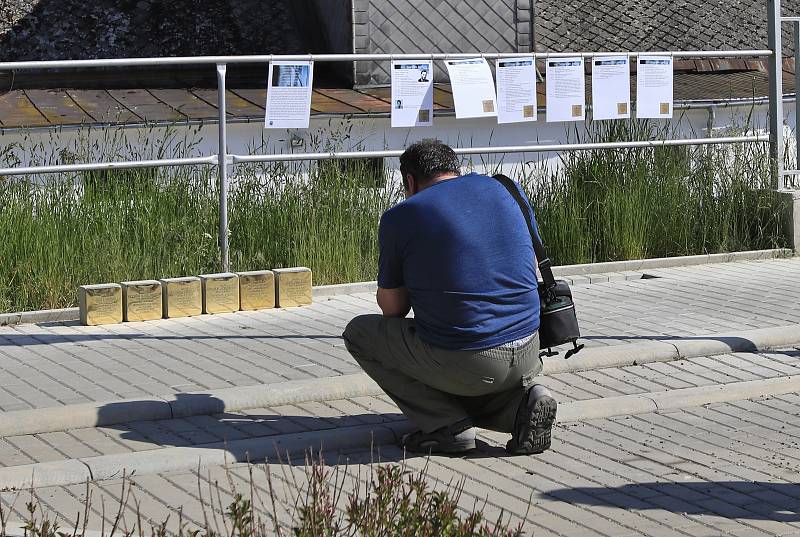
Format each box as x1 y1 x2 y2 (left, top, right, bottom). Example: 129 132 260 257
0 61 793 130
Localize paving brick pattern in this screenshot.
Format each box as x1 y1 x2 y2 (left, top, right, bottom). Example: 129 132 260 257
0 349 797 469
0 258 799 413
3 391 799 536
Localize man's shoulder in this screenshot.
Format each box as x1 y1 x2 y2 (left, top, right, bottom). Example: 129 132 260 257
381 198 410 220
379 199 415 235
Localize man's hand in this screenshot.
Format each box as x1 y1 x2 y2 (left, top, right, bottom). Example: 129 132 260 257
376 287 410 317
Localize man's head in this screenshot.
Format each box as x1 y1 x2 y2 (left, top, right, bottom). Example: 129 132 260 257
399 139 461 197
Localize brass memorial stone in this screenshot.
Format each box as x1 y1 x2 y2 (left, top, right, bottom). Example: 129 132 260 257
79 283 123 326
121 280 163 322
274 267 313 308
236 270 276 311
200 273 240 314
160 277 202 318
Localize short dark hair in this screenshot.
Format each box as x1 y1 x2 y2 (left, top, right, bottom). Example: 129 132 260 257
399 139 461 190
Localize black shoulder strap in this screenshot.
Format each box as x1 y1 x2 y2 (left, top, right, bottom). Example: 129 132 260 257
492 173 556 287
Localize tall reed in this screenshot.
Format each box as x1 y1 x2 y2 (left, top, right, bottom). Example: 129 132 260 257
0 120 788 313
523 120 785 264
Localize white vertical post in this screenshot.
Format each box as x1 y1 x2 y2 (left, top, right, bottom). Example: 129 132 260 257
768 0 785 190
216 63 230 271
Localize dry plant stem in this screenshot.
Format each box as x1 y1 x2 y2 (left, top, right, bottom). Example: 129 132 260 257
134 498 144 537
211 468 227 537
108 475 132 537
2 453 530 536
263 460 284 537
82 481 92 537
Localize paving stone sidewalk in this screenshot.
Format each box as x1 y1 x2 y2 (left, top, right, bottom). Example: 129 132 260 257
0 258 799 413
1 349 798 470
3 375 800 536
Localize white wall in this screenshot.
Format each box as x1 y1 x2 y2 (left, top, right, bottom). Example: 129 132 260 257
0 101 793 182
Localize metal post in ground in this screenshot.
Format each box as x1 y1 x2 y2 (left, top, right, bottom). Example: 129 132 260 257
795 21 800 186
768 0 785 190
216 63 230 272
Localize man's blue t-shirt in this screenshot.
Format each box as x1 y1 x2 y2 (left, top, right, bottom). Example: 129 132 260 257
378 172 541 350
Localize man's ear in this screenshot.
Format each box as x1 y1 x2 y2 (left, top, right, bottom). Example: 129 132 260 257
405 173 416 195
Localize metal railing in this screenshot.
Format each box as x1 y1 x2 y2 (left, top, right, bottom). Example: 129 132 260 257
767 0 800 192
0 47 784 270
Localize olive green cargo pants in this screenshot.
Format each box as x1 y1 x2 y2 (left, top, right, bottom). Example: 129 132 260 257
342 314 542 434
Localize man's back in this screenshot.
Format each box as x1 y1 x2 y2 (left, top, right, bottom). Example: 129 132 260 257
378 172 540 350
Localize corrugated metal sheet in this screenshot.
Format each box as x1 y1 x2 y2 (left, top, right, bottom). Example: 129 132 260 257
353 0 532 85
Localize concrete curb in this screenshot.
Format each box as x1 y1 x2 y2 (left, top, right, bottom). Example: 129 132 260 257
0 376 382 438
542 341 679 375
558 374 800 421
0 323 798 438
1 249 792 326
0 307 79 327
313 281 379 298
2 375 798 491
669 324 800 359
550 248 793 277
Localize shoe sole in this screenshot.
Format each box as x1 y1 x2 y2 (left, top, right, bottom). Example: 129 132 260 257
507 395 557 455
402 433 476 455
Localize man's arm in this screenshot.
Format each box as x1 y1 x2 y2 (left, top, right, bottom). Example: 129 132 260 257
377 286 411 317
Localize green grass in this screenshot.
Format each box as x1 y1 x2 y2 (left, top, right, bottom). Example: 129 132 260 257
522 120 786 264
0 120 788 313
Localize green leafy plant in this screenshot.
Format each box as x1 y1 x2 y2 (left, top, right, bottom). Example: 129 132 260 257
0 457 529 537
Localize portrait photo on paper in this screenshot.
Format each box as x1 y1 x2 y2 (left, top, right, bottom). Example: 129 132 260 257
272 64 311 87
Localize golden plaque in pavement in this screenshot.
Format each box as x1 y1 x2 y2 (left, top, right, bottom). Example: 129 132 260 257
200 272 240 314
160 277 202 318
121 280 163 322
79 283 123 326
237 270 276 311
274 267 312 308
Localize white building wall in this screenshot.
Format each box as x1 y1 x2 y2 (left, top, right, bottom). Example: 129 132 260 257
0 101 794 182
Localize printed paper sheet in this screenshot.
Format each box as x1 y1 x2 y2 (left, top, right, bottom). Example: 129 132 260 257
391 61 434 127
636 56 673 119
265 61 314 129
496 58 538 124
546 58 585 123
591 56 631 120
445 58 498 119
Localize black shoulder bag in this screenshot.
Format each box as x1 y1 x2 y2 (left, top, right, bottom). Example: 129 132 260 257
492 174 584 359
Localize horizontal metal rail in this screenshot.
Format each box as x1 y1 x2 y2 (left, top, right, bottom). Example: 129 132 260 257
0 156 217 177
0 50 774 71
0 136 767 177
233 135 768 164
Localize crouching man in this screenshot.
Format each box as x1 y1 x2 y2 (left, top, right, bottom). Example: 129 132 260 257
342 139 556 455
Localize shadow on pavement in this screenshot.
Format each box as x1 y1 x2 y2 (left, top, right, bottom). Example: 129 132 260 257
0 332 343 346
95 393 512 465
96 393 227 427
548 482 800 522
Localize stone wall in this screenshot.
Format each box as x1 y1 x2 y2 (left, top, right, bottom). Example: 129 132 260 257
0 0 360 87
0 0 307 61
